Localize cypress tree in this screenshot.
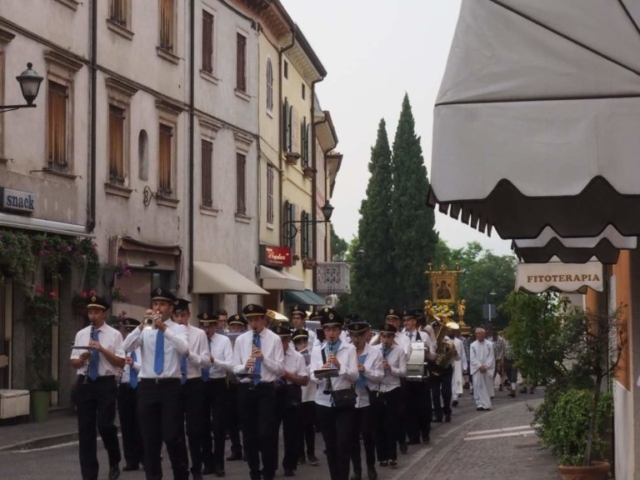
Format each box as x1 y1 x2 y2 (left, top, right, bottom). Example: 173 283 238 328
391 94 439 309
352 119 395 324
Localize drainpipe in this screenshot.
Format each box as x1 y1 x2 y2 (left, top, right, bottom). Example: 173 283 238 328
188 0 195 293
86 0 97 233
310 79 323 292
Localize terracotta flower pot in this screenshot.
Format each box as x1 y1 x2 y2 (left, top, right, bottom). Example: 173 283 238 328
558 461 610 480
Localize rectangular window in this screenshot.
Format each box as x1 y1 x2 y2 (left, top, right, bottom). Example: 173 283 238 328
236 152 246 215
236 33 247 92
302 83 306 100
266 164 274 224
202 10 214 73
201 139 213 207
47 81 68 170
158 123 173 196
109 105 125 184
159 0 175 51
284 60 289 79
109 0 127 26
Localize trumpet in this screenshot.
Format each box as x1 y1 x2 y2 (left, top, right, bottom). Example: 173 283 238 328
143 311 162 329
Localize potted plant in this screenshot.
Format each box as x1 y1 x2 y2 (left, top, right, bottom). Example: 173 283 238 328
535 305 625 480
24 287 60 422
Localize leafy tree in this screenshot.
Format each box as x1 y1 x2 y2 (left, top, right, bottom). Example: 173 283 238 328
351 119 396 323
330 229 348 261
391 95 439 309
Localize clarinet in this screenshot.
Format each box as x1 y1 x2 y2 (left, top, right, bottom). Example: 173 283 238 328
84 320 95 384
323 340 335 394
248 328 259 389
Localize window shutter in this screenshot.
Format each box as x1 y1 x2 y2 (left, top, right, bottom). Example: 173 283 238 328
236 33 247 92
202 11 213 73
201 140 213 206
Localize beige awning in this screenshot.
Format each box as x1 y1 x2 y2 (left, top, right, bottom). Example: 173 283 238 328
259 266 305 291
193 261 268 295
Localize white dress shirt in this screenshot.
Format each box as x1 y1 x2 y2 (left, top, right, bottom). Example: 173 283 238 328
232 328 285 383
354 343 384 409
298 346 317 403
283 347 308 384
183 324 211 379
206 333 234 379
372 343 406 393
123 320 189 379
310 340 358 408
121 347 142 384
71 323 125 377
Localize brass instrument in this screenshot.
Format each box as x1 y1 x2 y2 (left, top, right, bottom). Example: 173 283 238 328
143 311 162 329
424 301 460 376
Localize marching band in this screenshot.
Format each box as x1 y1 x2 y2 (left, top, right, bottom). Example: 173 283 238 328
71 294 501 480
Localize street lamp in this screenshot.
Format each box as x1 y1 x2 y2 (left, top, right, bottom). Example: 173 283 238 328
486 290 497 323
1 63 44 113
282 200 335 240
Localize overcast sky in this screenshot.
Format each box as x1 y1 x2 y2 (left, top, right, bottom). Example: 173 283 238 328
280 0 513 256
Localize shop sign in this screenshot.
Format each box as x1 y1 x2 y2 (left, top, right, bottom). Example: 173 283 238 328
261 245 292 267
0 187 35 215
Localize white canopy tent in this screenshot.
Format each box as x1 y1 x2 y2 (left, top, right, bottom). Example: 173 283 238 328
430 0 640 240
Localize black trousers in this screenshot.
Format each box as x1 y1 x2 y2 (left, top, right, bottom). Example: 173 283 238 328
431 367 454 417
180 378 205 474
117 383 143 468
76 376 121 480
405 380 432 442
316 403 355 480
226 383 243 457
202 378 228 471
137 379 189 480
275 385 302 472
238 383 278 480
300 401 316 459
351 405 375 474
373 387 402 462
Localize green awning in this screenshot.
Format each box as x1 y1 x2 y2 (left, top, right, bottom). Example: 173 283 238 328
284 289 326 306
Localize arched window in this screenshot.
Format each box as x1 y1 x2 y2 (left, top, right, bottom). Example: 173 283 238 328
266 59 274 112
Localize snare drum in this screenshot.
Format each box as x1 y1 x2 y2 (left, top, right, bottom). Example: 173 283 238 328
406 341 429 382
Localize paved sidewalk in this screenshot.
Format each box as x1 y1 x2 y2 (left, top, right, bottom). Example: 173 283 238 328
0 410 77 451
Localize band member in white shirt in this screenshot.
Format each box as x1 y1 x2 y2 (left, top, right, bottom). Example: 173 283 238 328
348 320 383 480
174 299 211 480
402 309 436 444
272 324 309 477
70 295 125 480
371 323 407 469
310 307 358 480
200 312 234 477
292 328 319 467
122 288 190 480
290 304 317 349
232 304 285 480
225 314 247 462
117 318 143 472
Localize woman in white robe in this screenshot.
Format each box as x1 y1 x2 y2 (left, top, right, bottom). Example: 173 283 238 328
470 328 495 411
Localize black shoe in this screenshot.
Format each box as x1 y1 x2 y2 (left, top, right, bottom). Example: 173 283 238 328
423 435 431 444
407 439 420 445
307 455 319 466
298 456 306 465
452 400 459 407
433 416 443 423
192 473 203 480
202 465 215 475
122 464 139 472
399 443 408 454
214 470 226 478
226 453 242 462
284 470 295 477
445 415 452 423
367 466 378 480
379 461 388 467
351 472 362 480
389 460 398 469
108 465 121 480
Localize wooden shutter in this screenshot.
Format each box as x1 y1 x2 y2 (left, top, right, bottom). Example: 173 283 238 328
306 123 311 168
282 99 289 151
266 164 274 224
236 33 247 92
202 11 213 73
301 211 308 258
287 105 293 152
159 124 173 195
47 81 67 169
290 203 297 255
160 0 174 51
236 152 246 214
110 0 127 25
109 105 125 183
266 60 273 111
201 139 213 207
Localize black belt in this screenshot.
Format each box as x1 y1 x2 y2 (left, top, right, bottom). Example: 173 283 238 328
239 381 275 387
204 377 227 383
182 377 203 385
140 378 181 385
77 375 116 383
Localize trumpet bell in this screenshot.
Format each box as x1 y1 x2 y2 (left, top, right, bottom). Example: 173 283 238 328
143 316 155 329
445 320 460 331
